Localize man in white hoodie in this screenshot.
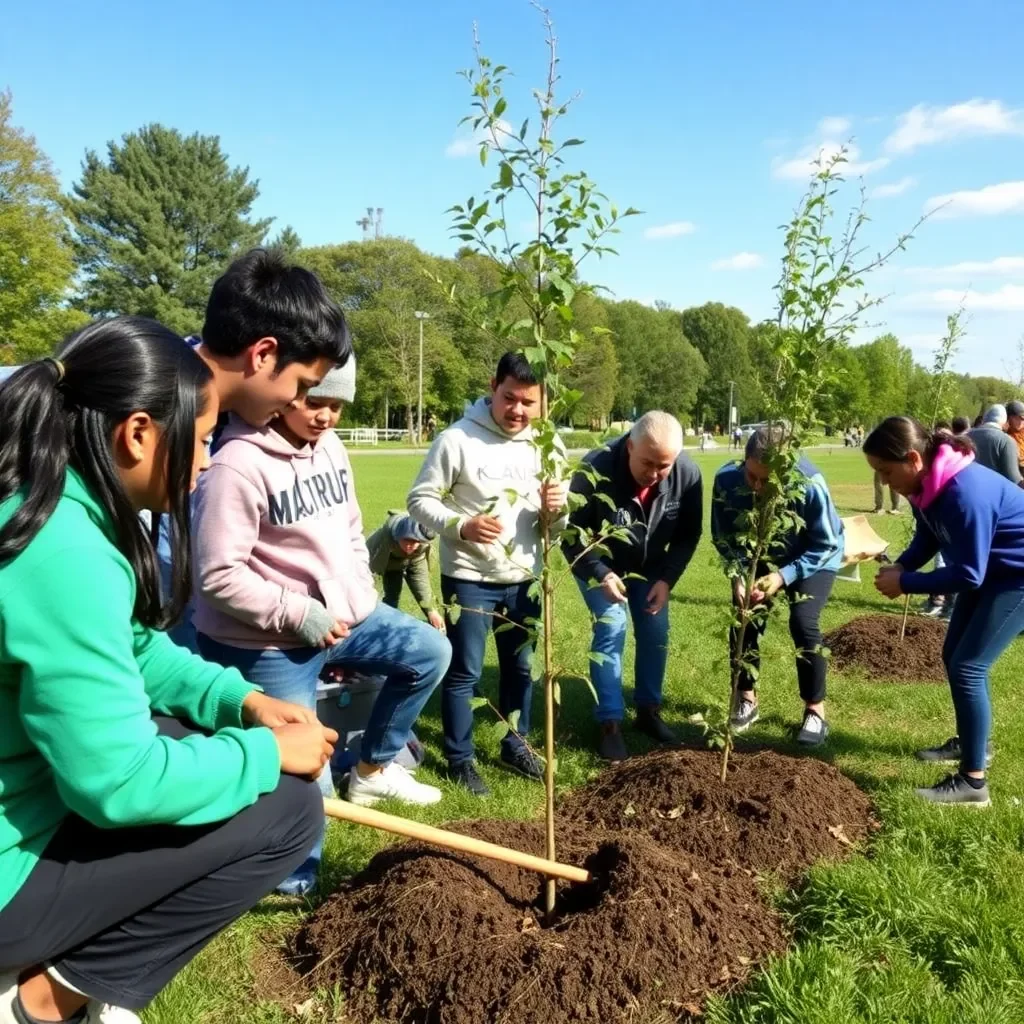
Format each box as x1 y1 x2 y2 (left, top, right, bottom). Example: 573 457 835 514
408 353 566 796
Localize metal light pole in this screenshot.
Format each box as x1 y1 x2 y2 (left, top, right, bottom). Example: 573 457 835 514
414 311 430 444
727 379 736 433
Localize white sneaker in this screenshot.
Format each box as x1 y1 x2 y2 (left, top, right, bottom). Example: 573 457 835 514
347 763 442 807
1 973 18 1024
88 1003 141 1023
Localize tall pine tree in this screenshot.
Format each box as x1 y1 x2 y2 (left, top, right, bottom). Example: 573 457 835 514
70 125 271 334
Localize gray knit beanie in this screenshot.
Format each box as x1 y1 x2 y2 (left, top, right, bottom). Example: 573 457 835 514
309 355 356 402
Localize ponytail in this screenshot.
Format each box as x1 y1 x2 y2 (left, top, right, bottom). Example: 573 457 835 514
863 415 975 465
0 359 72 563
0 317 212 628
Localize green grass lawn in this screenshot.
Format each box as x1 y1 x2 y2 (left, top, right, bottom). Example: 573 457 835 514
149 449 1024 1024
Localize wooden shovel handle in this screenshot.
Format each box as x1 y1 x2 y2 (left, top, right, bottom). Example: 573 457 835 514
323 797 591 884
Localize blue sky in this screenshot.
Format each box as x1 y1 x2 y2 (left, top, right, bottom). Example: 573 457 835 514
4 0 1023 376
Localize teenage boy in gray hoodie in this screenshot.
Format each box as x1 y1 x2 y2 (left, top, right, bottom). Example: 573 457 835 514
407 353 567 796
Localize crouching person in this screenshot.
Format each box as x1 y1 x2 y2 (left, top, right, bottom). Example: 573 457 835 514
0 321 332 1024
366 512 445 632
563 412 703 761
711 427 844 745
192 364 451 895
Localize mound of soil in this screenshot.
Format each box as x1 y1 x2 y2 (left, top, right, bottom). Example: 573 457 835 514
296 820 786 1024
559 748 873 879
825 613 947 683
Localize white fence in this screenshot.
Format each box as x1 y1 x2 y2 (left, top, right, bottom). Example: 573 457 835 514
336 427 412 446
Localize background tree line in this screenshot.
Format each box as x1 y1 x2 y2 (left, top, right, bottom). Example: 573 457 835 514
2 94 1020 432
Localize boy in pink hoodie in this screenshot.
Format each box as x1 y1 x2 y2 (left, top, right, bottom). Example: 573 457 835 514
192 362 451 894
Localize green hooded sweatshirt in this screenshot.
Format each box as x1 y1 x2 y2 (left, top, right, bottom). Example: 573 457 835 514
0 469 281 913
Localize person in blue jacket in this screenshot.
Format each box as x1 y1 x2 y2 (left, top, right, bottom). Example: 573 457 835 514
711 426 844 746
864 416 1024 806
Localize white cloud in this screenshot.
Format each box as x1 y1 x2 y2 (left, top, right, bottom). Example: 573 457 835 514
817 116 851 137
905 256 1024 279
885 99 1024 154
924 180 1024 219
711 251 764 271
445 119 514 158
904 285 1024 312
772 140 889 181
644 221 696 240
871 176 917 199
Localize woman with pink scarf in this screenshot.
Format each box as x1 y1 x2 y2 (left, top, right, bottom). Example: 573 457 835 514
863 417 1024 806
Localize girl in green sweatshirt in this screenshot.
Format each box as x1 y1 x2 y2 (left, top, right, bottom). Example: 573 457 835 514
0 318 335 1024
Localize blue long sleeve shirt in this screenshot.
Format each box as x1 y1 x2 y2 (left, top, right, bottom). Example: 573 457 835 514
898 462 1024 594
711 457 844 585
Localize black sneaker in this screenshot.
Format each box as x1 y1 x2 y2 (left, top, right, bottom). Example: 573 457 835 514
598 722 628 762
447 761 491 797
916 736 994 768
634 706 679 744
915 772 991 807
730 697 760 733
796 709 829 746
500 746 544 781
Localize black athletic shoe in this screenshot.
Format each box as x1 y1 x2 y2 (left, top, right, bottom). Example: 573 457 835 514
634 706 679 744
447 761 491 797
598 722 629 762
797 710 830 746
916 736 994 768
500 746 544 781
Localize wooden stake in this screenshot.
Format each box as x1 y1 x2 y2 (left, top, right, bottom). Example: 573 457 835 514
899 593 911 641
323 798 591 884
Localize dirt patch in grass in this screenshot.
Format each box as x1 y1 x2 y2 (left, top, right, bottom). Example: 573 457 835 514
825 613 947 683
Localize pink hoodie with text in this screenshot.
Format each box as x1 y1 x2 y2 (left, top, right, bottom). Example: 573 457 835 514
191 416 377 650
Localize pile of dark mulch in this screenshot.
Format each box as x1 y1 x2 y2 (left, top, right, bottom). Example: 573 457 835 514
825 613 947 683
292 748 875 1023
295 820 786 1024
558 747 874 879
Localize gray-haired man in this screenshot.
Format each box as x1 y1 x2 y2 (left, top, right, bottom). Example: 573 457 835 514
563 412 703 760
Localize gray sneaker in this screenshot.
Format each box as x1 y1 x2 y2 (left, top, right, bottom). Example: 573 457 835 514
797 710 829 746
729 698 760 733
915 772 991 807
916 736 994 768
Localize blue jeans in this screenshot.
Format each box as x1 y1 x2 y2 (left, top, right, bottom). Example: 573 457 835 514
440 576 538 766
943 584 1024 773
577 576 669 722
155 512 199 653
198 603 450 862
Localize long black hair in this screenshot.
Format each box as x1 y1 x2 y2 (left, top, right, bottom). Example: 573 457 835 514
0 316 213 628
863 415 975 465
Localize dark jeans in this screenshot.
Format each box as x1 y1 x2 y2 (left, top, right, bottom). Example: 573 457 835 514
440 576 538 766
731 570 836 704
0 718 320 1011
943 584 1024 773
382 569 405 609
